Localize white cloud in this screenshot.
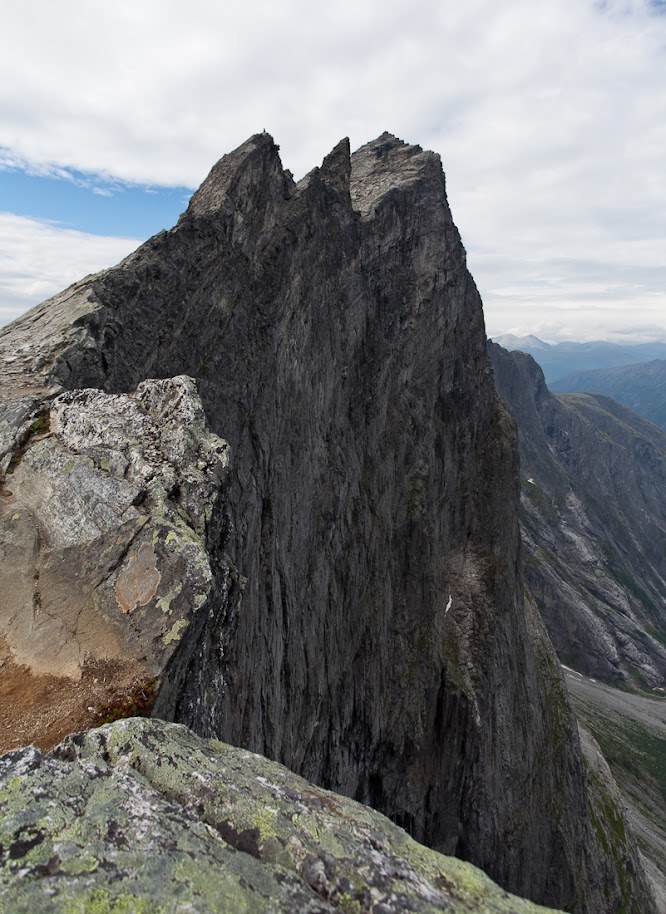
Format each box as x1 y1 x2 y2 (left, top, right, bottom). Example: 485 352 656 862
0 214 141 326
1 0 665 339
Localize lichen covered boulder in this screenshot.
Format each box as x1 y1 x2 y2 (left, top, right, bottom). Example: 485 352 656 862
0 377 233 749
0 717 562 914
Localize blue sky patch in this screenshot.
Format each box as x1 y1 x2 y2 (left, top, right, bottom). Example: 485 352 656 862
0 165 193 239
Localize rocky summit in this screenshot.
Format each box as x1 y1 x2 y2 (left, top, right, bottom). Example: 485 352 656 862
0 134 655 913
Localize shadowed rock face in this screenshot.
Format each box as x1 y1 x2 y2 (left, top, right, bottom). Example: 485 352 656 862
488 341 666 688
0 134 653 912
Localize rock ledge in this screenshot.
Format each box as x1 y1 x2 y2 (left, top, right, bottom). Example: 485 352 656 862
0 717 561 914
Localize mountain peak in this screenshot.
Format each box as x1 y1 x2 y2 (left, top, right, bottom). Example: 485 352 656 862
492 333 551 350
350 132 443 218
0 131 651 914
186 131 289 220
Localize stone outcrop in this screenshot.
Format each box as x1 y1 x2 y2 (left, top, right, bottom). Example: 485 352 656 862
0 134 654 912
0 717 565 914
489 341 666 687
2 716 655 914
0 377 230 681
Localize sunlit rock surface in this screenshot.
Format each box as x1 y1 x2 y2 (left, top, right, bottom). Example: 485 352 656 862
0 377 230 681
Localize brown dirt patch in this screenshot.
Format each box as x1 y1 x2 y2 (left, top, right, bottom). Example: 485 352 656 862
0 636 152 755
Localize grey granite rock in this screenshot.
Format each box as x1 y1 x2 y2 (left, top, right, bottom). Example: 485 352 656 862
0 134 655 912
0 376 233 684
0 717 564 914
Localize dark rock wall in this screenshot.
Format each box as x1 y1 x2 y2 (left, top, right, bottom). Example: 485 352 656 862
0 134 652 912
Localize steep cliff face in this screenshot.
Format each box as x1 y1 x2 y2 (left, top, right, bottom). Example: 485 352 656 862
0 134 652 912
489 341 666 687
569 675 666 912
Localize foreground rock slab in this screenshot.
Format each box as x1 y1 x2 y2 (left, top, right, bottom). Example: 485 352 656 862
0 718 562 914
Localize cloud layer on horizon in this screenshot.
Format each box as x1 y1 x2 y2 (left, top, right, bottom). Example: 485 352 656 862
1 0 665 340
0 214 141 324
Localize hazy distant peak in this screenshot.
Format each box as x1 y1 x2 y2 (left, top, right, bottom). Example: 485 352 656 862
492 333 551 350
492 335 666 386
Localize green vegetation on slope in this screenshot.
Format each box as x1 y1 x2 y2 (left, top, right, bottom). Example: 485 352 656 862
570 686 666 883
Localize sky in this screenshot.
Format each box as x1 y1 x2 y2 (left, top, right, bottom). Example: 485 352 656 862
1 0 665 342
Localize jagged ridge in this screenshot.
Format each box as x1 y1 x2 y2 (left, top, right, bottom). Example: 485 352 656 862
0 134 654 913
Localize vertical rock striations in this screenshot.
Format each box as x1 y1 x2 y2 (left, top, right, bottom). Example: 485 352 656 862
0 134 652 912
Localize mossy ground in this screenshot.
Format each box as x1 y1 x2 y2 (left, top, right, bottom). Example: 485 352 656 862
93 678 157 726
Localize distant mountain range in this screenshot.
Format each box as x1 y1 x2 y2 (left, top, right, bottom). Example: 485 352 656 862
492 334 666 386
551 359 666 431
489 341 666 690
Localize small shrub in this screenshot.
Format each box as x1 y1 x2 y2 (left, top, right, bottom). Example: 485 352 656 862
93 679 158 726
